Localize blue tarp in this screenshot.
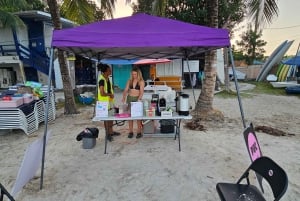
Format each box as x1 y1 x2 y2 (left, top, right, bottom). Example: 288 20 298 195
282 56 300 65
100 59 139 65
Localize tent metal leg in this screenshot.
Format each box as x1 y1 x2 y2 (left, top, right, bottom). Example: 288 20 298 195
40 48 54 190
228 47 246 128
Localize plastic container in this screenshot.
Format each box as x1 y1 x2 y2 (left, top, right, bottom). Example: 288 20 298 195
179 94 189 116
78 96 94 104
76 128 99 149
83 138 96 149
145 108 155 117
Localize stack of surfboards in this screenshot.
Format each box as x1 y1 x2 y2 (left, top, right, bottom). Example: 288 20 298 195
276 64 297 82
256 40 294 81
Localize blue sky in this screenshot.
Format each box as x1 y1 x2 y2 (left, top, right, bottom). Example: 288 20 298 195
114 0 300 56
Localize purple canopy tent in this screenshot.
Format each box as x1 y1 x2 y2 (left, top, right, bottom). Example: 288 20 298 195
51 13 230 59
51 13 232 113
39 13 246 189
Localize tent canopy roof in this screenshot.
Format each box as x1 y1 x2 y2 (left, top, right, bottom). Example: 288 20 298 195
52 13 230 60
282 56 300 65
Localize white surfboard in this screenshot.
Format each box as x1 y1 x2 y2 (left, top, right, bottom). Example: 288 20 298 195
257 40 293 81
256 40 288 81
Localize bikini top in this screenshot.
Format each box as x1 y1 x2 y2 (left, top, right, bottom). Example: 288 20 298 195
129 82 140 90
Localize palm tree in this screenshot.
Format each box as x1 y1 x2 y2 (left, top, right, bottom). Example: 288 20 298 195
247 0 279 31
246 0 279 67
0 0 28 29
139 0 222 121
46 0 78 114
193 0 221 121
60 0 116 24
152 0 167 16
196 0 279 122
149 0 279 122
46 0 117 114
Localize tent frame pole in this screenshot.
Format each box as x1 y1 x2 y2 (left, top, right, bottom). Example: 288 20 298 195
40 47 54 190
228 47 246 128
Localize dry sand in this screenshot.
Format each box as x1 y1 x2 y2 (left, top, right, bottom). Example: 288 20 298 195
0 84 299 201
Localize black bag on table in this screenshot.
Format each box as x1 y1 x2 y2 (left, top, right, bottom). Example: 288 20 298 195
159 120 175 133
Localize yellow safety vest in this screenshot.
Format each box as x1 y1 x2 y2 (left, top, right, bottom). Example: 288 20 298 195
97 74 114 104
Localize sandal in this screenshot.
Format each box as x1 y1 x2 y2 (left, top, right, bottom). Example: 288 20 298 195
111 131 121 136
128 132 134 138
107 135 114 142
136 133 143 139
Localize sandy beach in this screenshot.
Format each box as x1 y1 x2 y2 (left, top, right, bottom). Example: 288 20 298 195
0 85 299 201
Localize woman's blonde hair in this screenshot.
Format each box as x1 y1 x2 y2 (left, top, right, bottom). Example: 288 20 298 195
130 67 144 82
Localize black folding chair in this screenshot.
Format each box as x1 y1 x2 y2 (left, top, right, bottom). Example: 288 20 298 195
216 156 288 201
0 183 15 201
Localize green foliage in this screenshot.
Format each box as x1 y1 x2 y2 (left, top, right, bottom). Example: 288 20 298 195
215 89 253 98
215 90 239 98
60 0 98 24
132 0 154 15
0 0 29 12
0 0 45 29
60 0 116 24
218 0 245 29
235 25 266 65
0 0 30 28
136 0 245 30
216 81 289 98
231 45 245 61
26 0 46 10
165 0 207 25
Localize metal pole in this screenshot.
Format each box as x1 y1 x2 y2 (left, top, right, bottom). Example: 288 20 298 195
184 57 196 104
40 48 54 190
228 47 246 128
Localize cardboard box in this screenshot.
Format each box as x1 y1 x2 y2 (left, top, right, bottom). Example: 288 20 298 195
95 101 108 117
130 102 143 117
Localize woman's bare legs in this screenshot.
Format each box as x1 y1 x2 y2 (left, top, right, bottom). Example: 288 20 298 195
128 120 134 138
136 120 143 138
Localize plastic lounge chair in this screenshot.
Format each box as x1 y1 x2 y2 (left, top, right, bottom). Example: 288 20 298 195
0 183 15 201
216 156 288 201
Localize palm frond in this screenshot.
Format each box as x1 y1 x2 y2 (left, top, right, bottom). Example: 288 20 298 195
247 0 278 29
99 0 115 19
0 10 25 28
60 0 95 24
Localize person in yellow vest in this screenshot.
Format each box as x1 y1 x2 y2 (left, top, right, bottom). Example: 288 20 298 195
98 63 120 142
122 67 145 139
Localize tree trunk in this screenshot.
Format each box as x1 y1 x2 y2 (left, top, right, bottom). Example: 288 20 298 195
189 0 224 124
47 0 78 114
224 48 230 91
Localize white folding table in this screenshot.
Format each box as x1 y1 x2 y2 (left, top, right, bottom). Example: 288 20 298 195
92 114 192 154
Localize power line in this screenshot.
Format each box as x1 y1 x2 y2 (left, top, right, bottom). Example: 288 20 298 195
265 25 300 30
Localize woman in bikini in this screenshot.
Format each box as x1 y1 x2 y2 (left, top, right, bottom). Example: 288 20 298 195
122 67 145 138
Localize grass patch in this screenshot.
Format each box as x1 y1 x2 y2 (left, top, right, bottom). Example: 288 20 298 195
215 89 253 98
244 81 286 95
215 81 289 98
215 90 238 98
